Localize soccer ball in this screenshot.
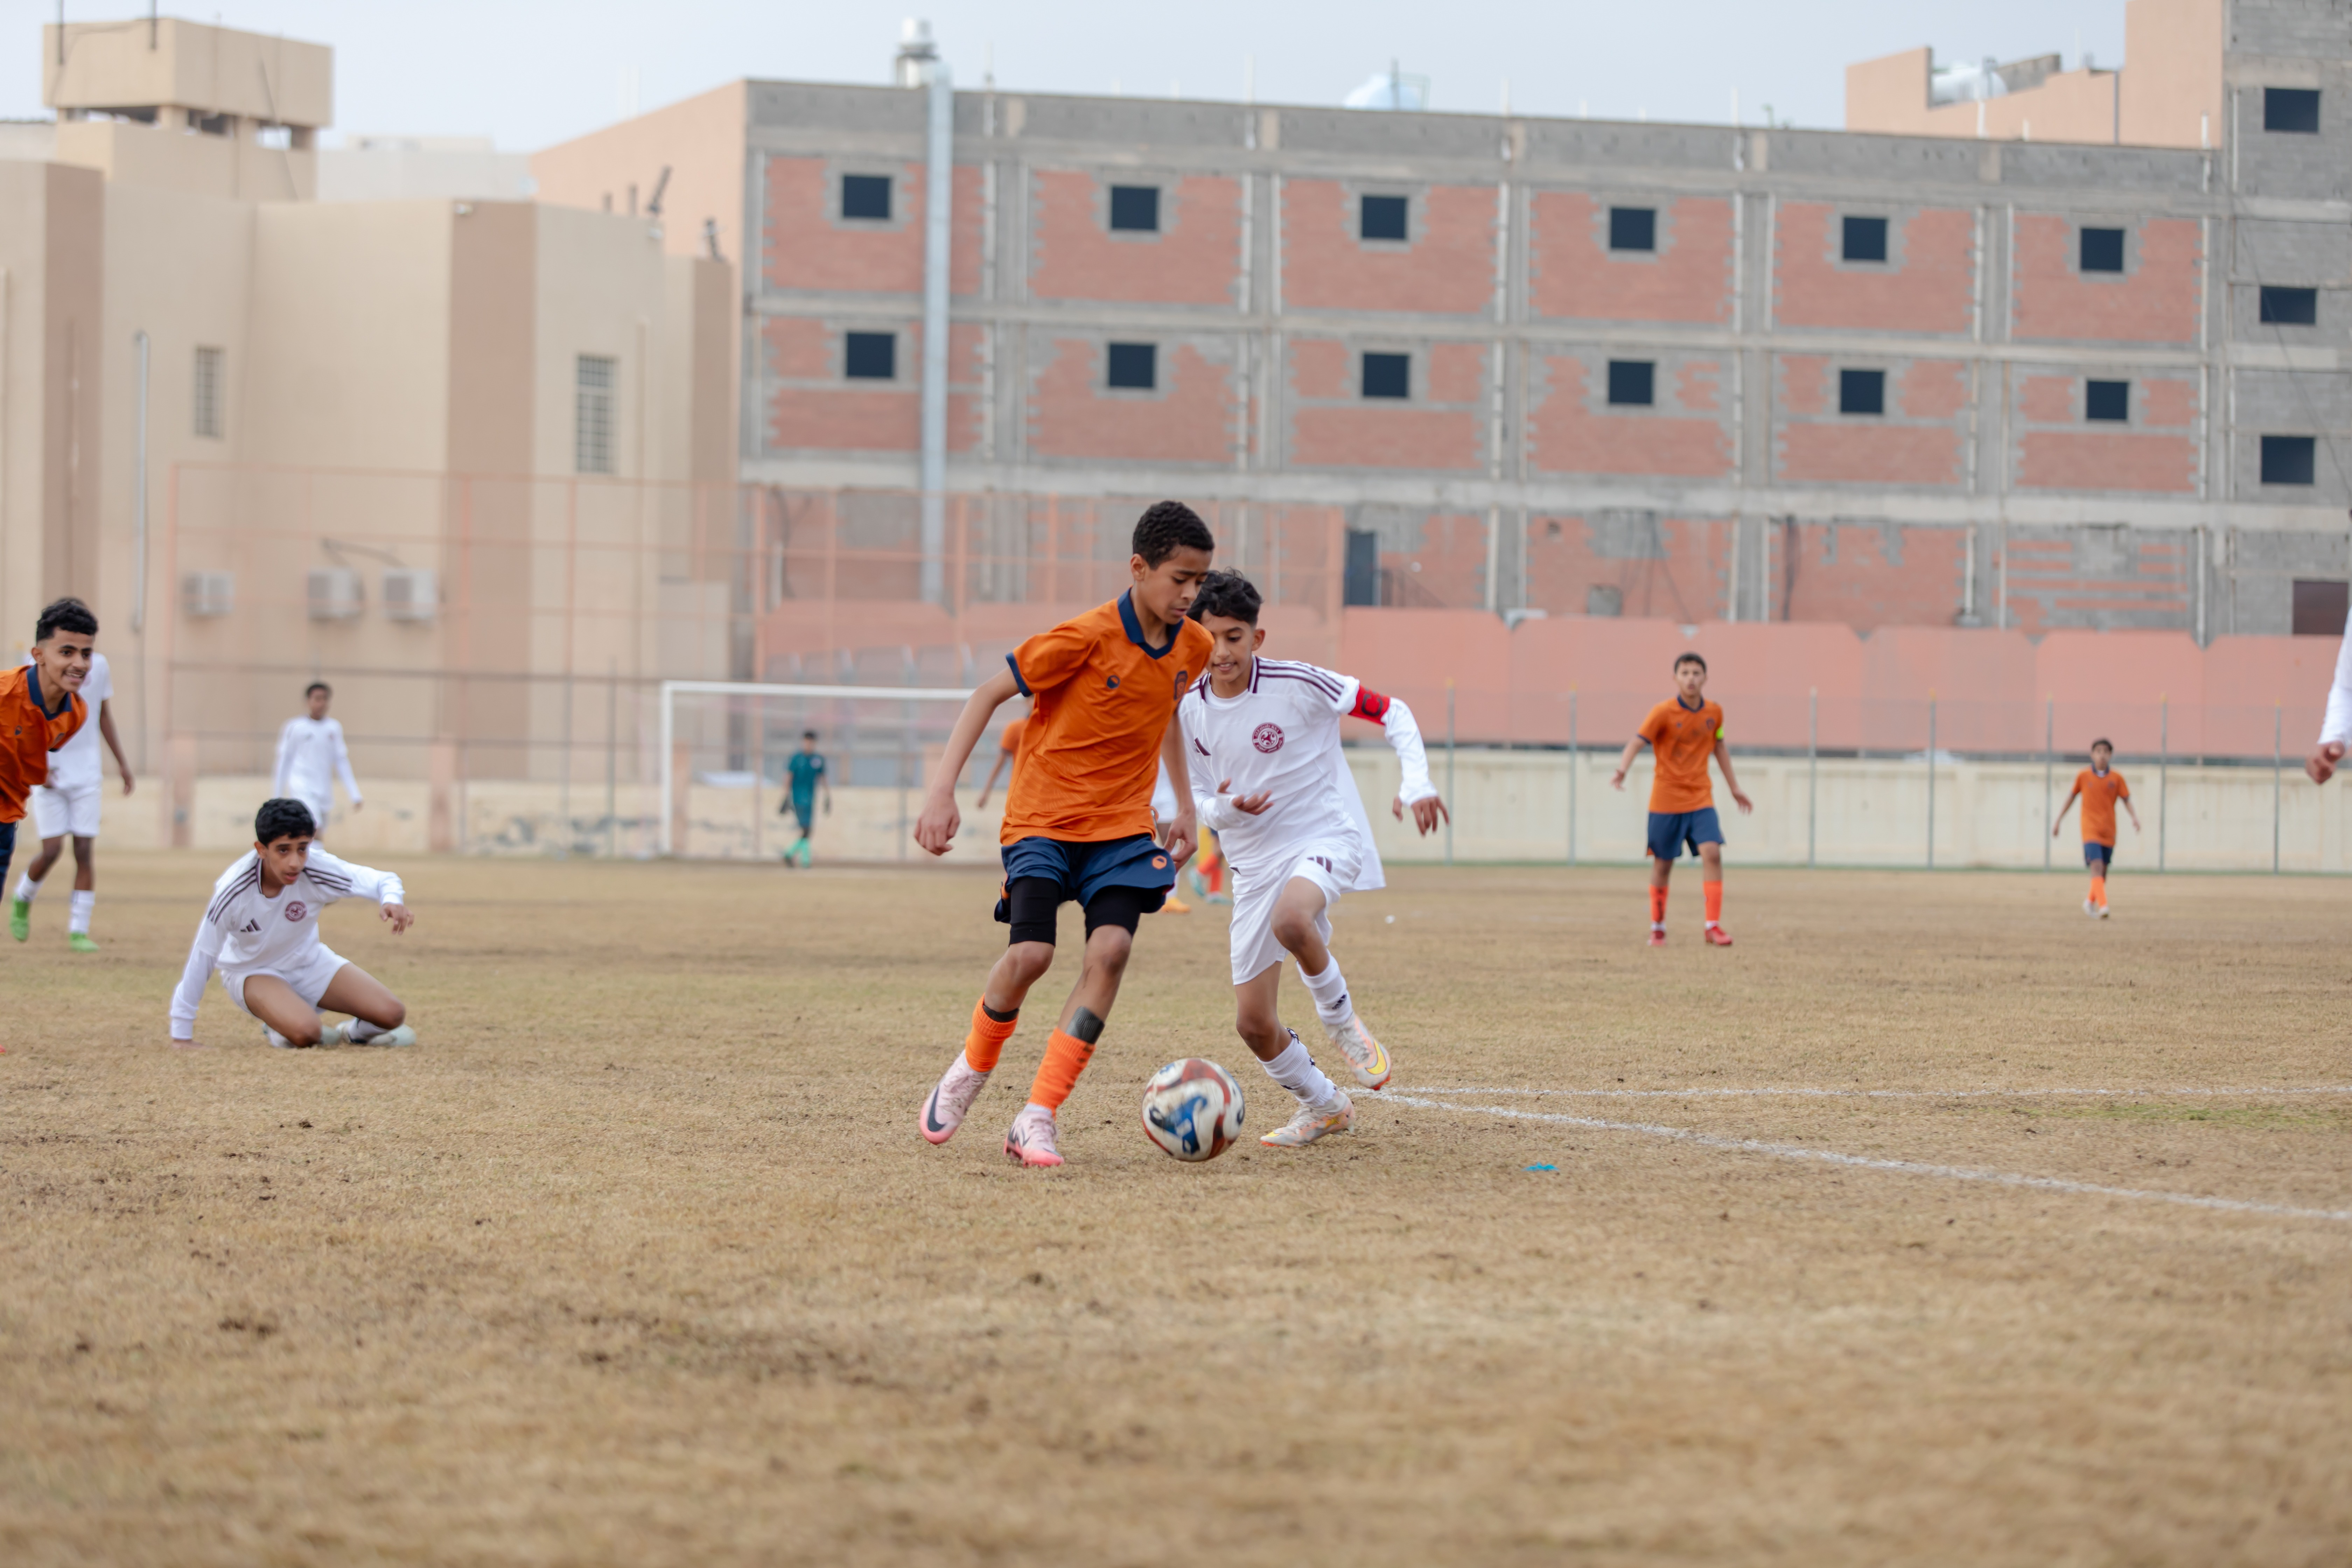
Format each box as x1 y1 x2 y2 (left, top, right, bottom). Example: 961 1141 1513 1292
1140 1058 1246 1162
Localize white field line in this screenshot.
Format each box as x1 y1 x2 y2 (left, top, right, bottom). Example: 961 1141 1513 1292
1407 1085 2352 1101
1383 1093 2352 1224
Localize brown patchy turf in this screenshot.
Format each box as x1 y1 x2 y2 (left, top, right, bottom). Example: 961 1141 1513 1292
1 852 2347 1566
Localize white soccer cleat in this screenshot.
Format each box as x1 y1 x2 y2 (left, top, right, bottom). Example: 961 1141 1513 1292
262 1021 344 1049
1260 1092 1354 1148
1322 1014 1392 1091
920 1053 993 1145
350 1024 416 1048
1003 1105 1064 1167
2084 899 2101 919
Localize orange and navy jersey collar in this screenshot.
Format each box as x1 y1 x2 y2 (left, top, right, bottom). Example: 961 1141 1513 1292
1116 590 1180 659
1676 693 1707 713
24 664 71 719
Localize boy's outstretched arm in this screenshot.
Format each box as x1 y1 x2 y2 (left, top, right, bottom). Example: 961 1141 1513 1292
1609 736 1646 791
1156 716 1197 872
914 668 1020 855
1712 736 1753 814
2052 785 2080 837
2124 796 2143 832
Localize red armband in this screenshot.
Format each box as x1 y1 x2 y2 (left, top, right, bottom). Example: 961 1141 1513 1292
1348 687 1391 722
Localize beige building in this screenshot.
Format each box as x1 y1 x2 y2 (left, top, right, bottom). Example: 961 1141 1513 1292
1 19 736 850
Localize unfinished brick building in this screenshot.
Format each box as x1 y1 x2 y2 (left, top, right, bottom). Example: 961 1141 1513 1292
534 0 2352 643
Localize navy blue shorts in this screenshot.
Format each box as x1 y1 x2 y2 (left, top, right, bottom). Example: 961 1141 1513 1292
1647 807 1724 861
2084 840 2115 867
995 834 1174 924
0 819 14 864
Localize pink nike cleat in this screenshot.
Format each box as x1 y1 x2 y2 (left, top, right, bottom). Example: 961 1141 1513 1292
1703 924 1734 947
1647 928 1668 947
919 1052 992 1145
1003 1106 1064 1167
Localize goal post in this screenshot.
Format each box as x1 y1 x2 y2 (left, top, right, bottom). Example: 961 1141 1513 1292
657 680 985 860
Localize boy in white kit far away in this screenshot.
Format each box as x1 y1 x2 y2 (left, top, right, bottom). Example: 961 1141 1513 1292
275 681 363 836
1178 570 1448 1148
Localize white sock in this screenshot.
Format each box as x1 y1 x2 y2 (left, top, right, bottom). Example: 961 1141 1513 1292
347 1017 386 1041
68 890 93 934
1262 1032 1340 1108
15 874 38 903
1299 954 1352 1024
1022 1101 1055 1121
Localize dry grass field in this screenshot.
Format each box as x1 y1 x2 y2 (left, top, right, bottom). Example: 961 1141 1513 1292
2 849 2348 1566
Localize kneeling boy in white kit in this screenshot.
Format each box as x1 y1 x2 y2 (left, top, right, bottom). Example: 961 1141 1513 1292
169 797 418 1050
1178 570 1448 1147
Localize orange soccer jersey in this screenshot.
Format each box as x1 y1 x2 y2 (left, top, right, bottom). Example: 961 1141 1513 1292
2075 767 2130 845
1638 696 1725 813
1000 592 1212 845
0 664 86 823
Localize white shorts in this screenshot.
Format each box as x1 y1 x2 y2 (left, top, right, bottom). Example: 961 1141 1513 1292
222 942 349 1016
29 781 101 840
1225 837 1363 985
296 796 333 836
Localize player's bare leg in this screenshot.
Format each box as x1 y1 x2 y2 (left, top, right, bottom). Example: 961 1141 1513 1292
320 963 415 1046
1698 841 1731 946
1005 923 1136 1167
1647 854 1672 945
923 938 1052 1145
63 835 98 951
11 832 65 941
1270 876 1389 1090
1234 961 1352 1147
239 972 345 1049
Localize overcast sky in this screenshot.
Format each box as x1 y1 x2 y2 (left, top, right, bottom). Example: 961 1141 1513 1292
13 1 2133 149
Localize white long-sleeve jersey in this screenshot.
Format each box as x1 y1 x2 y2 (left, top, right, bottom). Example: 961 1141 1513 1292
2323 599 2352 747
169 848 404 1040
1178 658 1436 892
274 715 362 809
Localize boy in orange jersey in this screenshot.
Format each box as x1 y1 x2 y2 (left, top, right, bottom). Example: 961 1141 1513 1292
1611 651 1751 947
971 701 1029 811
2 601 95 962
912 502 1216 1168
2053 737 2139 918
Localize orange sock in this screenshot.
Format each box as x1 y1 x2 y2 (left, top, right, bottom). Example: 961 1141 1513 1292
2091 875 2107 908
963 997 1018 1073
1648 885 1668 924
1027 1027 1096 1112
1704 881 1723 925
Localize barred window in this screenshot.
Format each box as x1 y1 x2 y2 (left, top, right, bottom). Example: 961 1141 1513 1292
193 346 225 439
575 354 616 475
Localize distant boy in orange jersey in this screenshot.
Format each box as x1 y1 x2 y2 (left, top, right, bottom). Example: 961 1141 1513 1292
2053 737 2140 919
1612 652 1751 947
912 502 1216 1168
971 701 1029 811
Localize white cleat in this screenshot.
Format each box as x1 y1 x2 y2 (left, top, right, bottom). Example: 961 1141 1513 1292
263 1022 344 1049
920 1053 993 1145
349 1024 416 1047
2084 899 2101 919
1322 1013 1392 1091
1003 1106 1064 1167
1260 1092 1354 1148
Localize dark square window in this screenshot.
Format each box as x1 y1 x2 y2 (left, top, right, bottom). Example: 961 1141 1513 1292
1360 194 1409 242
1606 360 1655 406
2293 578 2349 635
2261 285 2319 325
1839 369 1885 416
1842 215 1888 263
1108 184 1160 232
1105 342 1157 390
1361 352 1410 399
2085 379 2130 422
840 174 891 221
1343 529 1381 607
2080 227 2126 273
843 331 895 380
2265 87 2321 133
1608 206 1656 252
2262 434 2317 485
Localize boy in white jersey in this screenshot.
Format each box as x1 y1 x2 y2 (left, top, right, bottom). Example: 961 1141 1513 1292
1178 571 1447 1147
12 614 132 951
274 682 363 836
169 798 416 1050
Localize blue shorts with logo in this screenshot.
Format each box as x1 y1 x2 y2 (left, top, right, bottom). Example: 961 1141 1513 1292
1647 807 1724 861
2084 840 2115 867
994 833 1175 923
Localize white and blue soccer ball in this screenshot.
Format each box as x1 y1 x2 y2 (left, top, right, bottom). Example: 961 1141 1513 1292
1140 1058 1245 1162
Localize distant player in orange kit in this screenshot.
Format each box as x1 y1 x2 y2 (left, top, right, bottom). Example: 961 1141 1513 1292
2053 738 2140 919
1611 652 1752 947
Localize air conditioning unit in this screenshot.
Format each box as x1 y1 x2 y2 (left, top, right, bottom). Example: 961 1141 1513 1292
382 568 438 623
182 570 234 618
308 567 364 622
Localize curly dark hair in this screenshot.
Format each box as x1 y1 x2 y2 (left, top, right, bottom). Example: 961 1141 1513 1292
254 798 318 845
1674 651 1707 674
1188 569 1262 626
1130 500 1216 567
35 597 97 642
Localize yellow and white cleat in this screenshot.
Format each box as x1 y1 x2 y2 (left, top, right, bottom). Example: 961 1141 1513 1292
1260 1092 1354 1148
1322 1014 1392 1090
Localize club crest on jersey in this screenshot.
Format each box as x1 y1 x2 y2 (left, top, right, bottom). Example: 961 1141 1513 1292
1253 723 1285 754
284 901 308 922
1105 675 1120 690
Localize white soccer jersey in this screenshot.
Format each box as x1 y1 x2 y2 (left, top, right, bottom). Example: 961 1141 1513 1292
1178 657 1436 892
168 848 405 1040
28 651 110 792
274 715 362 811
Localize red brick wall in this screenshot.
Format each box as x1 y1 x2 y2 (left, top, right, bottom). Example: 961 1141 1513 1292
1527 355 1732 478
1775 355 1966 486
1524 514 1728 622
1027 338 1237 464
1028 169 1241 306
2002 533 2192 635
2013 370 2200 492
761 156 983 296
2012 215 2201 344
1529 193 1732 324
1778 522 1966 631
762 318 984 453
1774 203 1975 334
1377 513 1490 608
1286 337 1485 470
1281 180 1495 314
